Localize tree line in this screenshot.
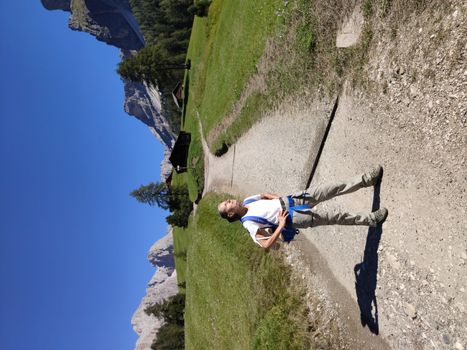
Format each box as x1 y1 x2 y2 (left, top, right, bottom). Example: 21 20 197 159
145 293 185 350
119 0 210 133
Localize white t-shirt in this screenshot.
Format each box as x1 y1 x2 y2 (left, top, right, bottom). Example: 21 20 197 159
242 194 282 245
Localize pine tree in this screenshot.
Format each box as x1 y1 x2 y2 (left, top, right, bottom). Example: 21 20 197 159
145 293 185 326
130 182 193 225
146 293 185 350
151 323 184 350
130 182 171 209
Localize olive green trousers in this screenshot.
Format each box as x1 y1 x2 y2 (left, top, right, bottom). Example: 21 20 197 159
282 174 376 228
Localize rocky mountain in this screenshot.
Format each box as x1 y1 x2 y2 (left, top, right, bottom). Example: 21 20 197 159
121 50 176 150
41 0 145 49
131 229 178 350
41 0 176 179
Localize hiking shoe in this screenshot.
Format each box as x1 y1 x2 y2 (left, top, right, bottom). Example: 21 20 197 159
362 165 383 186
370 207 388 226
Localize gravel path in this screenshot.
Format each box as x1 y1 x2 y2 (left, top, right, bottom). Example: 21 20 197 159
202 97 334 197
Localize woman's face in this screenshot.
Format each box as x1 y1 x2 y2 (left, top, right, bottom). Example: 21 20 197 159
219 198 239 216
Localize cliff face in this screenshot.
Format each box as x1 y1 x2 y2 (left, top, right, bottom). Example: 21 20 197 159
42 0 176 180
121 50 176 151
131 229 178 350
41 0 144 49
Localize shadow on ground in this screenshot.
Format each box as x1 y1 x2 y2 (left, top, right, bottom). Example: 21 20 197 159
354 180 383 334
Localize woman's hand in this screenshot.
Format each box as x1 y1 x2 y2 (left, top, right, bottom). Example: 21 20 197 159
258 211 289 249
277 210 289 227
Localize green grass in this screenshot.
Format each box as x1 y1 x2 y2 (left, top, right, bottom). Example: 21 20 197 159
184 194 311 350
193 0 284 134
170 172 194 289
172 224 192 290
170 172 193 290
183 109 204 202
176 26 206 201
183 0 286 151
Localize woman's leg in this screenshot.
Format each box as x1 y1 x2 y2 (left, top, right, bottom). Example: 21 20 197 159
291 166 382 206
310 207 374 226
292 206 388 229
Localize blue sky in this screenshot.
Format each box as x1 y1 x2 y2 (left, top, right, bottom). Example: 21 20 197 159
0 2 168 349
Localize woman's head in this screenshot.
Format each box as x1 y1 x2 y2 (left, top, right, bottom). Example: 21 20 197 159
218 198 242 222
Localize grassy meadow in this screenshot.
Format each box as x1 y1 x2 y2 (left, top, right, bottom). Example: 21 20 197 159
184 0 285 137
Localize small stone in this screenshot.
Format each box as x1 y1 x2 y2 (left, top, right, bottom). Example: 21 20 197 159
458 304 466 313
461 252 467 260
387 253 401 270
419 27 423 33
404 303 417 319
454 341 464 350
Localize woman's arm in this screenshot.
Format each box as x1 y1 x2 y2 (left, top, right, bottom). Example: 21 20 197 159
260 192 280 199
257 211 289 249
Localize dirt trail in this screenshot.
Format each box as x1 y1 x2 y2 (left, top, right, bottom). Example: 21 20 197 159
200 2 466 349
202 97 334 197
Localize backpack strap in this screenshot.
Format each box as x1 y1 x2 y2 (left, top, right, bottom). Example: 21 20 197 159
240 215 275 226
